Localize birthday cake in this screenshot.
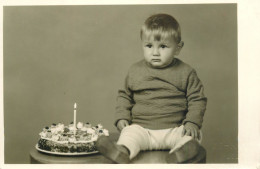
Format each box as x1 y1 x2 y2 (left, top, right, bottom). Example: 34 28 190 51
37 122 109 154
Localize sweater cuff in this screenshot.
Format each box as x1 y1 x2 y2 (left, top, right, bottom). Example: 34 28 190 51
114 113 131 127
182 119 202 129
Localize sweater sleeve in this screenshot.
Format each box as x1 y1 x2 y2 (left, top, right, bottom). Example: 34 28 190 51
114 73 134 127
182 70 207 128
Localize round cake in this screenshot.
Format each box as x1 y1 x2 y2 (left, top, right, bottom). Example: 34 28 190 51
37 122 109 154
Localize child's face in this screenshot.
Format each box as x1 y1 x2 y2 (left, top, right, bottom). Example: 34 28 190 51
142 35 180 68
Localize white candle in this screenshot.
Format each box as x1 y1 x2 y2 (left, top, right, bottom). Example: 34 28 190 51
73 103 77 135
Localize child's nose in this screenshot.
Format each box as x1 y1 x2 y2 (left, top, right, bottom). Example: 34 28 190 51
152 48 160 56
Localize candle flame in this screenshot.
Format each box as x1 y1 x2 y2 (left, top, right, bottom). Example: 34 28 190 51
74 103 77 109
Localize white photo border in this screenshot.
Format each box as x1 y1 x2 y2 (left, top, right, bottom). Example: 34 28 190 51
0 0 259 169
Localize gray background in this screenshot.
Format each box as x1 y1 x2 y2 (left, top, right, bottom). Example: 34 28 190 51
4 4 237 163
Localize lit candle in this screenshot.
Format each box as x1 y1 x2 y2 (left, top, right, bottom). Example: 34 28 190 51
73 103 77 135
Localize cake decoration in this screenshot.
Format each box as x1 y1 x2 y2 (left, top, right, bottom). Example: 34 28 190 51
37 121 109 153
37 103 109 154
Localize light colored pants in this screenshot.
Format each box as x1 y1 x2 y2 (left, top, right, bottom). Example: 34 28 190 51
117 124 202 159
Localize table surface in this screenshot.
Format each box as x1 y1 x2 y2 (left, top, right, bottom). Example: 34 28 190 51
30 132 206 164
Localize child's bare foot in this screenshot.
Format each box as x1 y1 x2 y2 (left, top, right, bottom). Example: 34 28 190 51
166 140 200 163
96 135 130 164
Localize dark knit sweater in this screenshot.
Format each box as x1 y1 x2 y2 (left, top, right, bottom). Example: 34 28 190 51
115 58 207 130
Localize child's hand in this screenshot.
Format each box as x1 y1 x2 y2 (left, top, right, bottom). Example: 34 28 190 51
182 122 200 140
117 119 129 131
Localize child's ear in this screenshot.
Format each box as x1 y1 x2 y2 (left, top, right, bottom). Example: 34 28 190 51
178 41 184 48
175 41 184 56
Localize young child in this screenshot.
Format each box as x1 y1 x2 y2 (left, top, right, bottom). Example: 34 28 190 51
96 13 207 164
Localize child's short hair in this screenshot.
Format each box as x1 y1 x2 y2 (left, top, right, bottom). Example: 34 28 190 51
140 13 181 43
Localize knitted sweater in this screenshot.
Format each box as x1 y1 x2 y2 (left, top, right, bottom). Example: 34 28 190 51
115 58 207 130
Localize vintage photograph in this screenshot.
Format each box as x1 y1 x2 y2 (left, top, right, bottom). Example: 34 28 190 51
3 4 238 164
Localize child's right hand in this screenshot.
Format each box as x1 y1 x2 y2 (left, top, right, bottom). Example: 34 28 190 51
117 119 129 131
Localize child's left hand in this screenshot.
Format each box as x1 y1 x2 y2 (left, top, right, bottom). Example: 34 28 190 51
182 122 200 140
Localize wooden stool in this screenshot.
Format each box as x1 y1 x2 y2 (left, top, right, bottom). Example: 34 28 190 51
30 132 206 164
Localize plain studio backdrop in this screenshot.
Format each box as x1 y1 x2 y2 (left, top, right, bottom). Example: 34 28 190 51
4 4 237 163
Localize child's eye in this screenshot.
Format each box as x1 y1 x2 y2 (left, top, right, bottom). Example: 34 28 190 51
145 44 152 48
160 45 168 48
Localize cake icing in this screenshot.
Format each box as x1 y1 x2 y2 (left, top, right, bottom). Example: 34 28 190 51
37 122 109 153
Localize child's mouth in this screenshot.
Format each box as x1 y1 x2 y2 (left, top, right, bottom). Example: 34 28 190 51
151 59 161 62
